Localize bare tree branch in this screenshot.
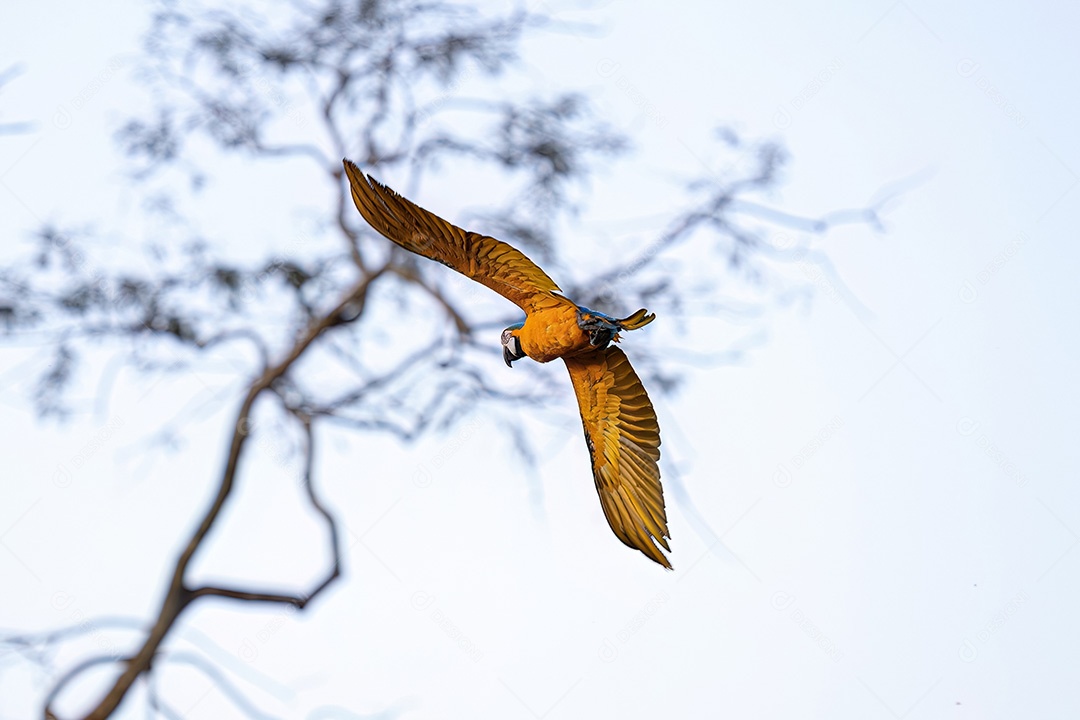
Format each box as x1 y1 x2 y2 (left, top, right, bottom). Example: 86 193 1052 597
188 411 341 608
46 271 377 720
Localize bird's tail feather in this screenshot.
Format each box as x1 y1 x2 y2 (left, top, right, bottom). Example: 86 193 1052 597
617 308 656 331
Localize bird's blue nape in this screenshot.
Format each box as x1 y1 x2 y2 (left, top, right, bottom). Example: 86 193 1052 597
575 307 622 347
573 305 618 323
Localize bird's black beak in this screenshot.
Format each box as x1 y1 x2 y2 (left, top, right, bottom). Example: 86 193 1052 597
503 344 515 368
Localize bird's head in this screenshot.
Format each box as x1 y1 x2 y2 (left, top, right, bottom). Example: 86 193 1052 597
501 322 526 368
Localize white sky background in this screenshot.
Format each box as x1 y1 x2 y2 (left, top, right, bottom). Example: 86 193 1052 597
2 1 1079 718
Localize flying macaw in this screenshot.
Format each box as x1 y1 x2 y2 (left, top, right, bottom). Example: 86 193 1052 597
343 159 671 568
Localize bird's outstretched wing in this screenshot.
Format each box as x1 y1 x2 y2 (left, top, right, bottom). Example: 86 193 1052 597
563 346 671 568
344 159 561 311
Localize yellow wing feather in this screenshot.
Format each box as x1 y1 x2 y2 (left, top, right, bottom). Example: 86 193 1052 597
343 159 561 311
563 346 671 568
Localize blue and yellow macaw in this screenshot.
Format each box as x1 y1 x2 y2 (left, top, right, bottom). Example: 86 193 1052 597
343 160 671 568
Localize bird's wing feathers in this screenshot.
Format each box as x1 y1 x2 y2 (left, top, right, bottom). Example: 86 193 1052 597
563 346 671 568
344 160 560 311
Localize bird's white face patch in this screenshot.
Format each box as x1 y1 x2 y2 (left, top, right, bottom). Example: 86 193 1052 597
501 330 519 354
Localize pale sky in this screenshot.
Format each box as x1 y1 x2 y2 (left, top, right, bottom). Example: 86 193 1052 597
2 1 1078 719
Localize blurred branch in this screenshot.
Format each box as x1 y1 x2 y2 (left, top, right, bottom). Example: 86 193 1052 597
1 616 144 650
160 651 283 720
0 63 34 135
731 198 882 233
145 672 185 720
44 656 124 719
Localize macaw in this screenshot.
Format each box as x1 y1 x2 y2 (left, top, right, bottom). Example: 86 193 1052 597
343 159 671 568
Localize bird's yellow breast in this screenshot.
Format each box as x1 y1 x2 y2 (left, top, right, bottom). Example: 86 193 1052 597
517 302 592 363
